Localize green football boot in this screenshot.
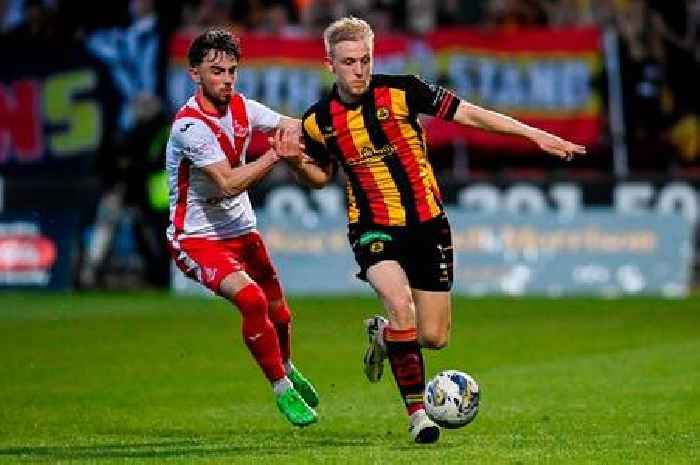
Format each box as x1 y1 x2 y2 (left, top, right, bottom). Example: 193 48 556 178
276 388 317 427
288 367 320 407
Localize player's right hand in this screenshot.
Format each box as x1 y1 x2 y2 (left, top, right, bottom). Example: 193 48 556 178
271 127 308 166
530 129 587 161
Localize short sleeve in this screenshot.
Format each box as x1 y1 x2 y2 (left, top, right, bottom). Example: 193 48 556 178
245 98 282 132
302 111 332 168
171 118 226 168
406 75 461 120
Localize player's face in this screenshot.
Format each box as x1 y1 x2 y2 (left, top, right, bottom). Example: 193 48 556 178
190 50 237 107
326 40 372 102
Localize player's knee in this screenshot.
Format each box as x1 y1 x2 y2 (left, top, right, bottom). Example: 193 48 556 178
268 299 290 324
418 329 449 349
231 283 268 318
385 294 414 318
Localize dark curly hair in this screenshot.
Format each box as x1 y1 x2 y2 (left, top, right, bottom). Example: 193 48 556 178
188 29 241 67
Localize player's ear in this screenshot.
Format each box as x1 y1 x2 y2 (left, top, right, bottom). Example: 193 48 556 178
324 56 334 74
189 66 201 85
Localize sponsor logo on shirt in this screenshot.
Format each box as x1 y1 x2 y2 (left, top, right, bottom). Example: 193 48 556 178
347 144 397 166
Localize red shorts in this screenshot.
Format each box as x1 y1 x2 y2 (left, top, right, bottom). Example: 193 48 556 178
169 231 283 299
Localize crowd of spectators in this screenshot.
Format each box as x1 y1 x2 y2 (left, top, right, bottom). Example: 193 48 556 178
2 0 698 174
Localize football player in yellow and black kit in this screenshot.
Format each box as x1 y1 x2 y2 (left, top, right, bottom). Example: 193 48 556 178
280 17 586 443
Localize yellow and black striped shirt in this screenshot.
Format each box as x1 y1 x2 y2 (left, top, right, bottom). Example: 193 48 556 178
302 74 460 227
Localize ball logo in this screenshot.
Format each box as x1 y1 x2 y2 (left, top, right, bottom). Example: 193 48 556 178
431 385 446 406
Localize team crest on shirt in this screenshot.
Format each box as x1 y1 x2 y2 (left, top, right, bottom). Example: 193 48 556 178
233 121 249 138
376 107 390 120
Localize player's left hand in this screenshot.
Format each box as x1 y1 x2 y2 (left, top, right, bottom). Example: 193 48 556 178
530 129 586 161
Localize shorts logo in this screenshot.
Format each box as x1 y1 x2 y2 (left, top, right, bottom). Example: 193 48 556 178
370 241 384 254
376 107 390 120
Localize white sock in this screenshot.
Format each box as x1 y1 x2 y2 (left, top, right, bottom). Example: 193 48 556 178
284 360 295 374
272 376 293 395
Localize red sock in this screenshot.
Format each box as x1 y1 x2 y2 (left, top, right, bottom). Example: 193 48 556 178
269 303 291 364
384 326 425 416
232 284 285 382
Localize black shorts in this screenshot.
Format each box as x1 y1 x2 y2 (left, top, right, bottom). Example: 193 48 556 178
348 214 453 292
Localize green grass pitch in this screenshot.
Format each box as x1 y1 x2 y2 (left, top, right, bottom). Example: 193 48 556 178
1 293 698 464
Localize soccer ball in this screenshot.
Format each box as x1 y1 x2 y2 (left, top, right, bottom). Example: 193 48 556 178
424 370 480 428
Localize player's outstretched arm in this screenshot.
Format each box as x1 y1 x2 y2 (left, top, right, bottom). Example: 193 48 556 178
452 101 587 161
200 147 280 198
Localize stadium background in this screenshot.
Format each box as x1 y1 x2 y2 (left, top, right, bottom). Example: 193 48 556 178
1 1 698 464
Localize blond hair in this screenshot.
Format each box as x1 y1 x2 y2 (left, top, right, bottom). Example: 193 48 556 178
323 17 374 57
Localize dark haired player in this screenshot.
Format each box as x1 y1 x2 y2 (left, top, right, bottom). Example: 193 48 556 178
165 29 318 427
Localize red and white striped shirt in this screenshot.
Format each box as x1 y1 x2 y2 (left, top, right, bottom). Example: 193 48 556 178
166 93 281 242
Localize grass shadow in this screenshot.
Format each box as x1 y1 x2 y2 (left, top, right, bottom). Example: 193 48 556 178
0 430 378 460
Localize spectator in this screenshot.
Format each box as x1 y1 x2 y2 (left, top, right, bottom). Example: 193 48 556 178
86 0 163 131
255 3 305 36
540 0 597 27
615 0 672 170
80 94 171 288
405 0 436 34
301 0 347 33
483 0 547 28
7 0 50 40
1 0 24 33
654 0 700 166
80 0 168 287
437 0 488 26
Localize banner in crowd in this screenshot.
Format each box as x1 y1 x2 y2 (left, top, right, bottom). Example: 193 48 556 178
168 27 602 153
0 42 115 175
426 27 602 150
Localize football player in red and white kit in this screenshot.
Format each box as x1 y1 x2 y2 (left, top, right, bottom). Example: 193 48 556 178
165 29 317 427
